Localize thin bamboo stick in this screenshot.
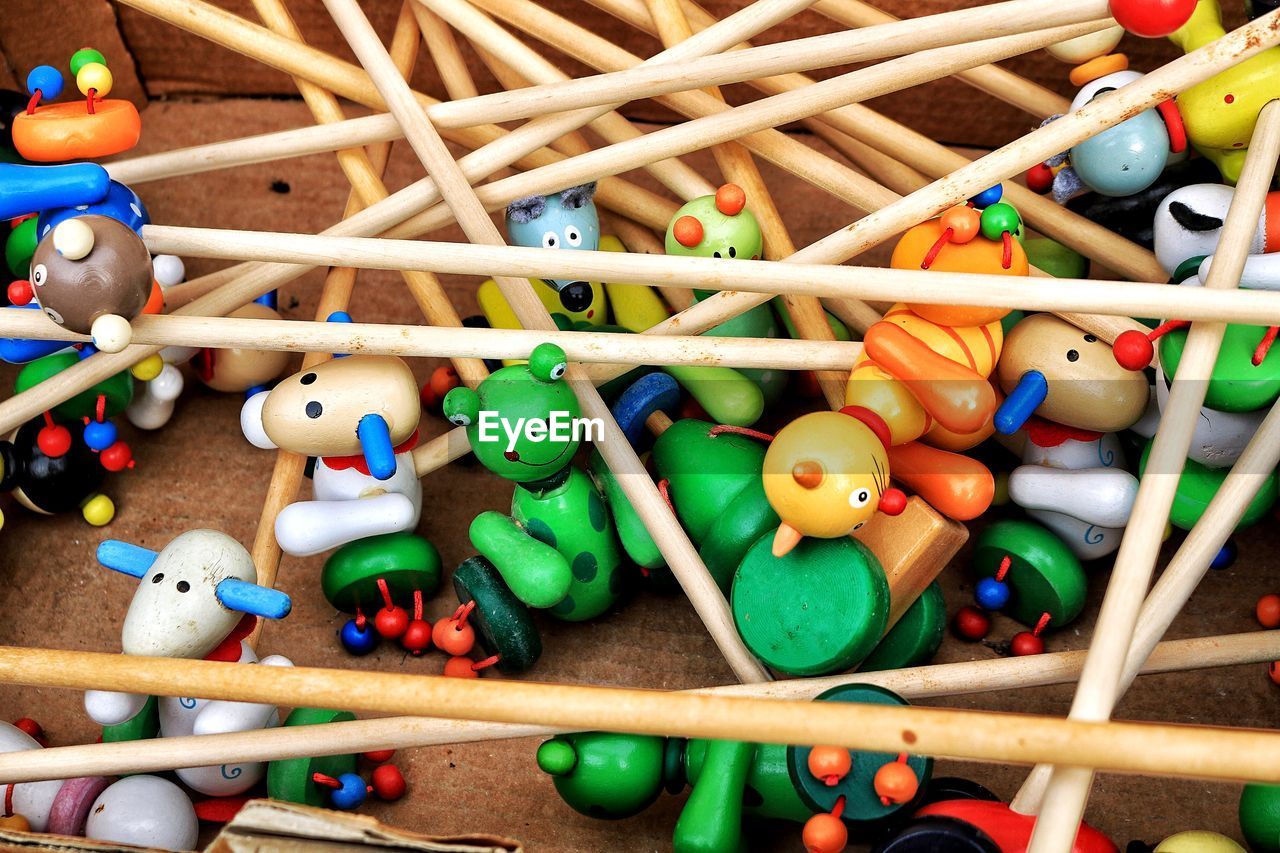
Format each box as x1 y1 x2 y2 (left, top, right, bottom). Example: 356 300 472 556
2 630 1274 785
321 0 769 682
0 312 865 370
135 225 1280 326
411 4 480 101
2 646 1279 784
1024 98 1280 853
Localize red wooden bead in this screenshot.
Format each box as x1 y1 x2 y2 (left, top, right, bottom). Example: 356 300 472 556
362 749 395 764
444 656 479 678
1010 631 1045 656
1270 662 1280 686
374 606 409 639
100 441 133 472
1109 0 1196 37
433 618 476 656
1113 330 1155 371
1257 594 1280 629
1026 163 1055 195
371 764 407 801
952 606 991 642
715 183 747 216
13 717 45 745
401 619 433 655
7 279 33 306
36 423 72 458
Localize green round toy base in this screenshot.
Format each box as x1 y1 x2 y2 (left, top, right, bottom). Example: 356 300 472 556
786 684 932 825
973 519 1086 628
1139 439 1279 531
16 351 133 422
859 581 947 673
452 556 542 673
266 708 357 807
1240 783 1280 853
1160 324 1280 413
321 533 442 613
731 533 889 676
698 475 779 597
101 695 160 744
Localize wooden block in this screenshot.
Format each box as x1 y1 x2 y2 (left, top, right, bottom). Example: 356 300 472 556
854 496 968 630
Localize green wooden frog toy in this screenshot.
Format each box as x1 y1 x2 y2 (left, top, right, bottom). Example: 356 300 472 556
442 343 629 671
537 685 930 853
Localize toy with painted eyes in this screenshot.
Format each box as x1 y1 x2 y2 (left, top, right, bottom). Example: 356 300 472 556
241 353 424 556
442 343 625 672
1168 0 1280 184
843 203 1027 522
666 183 763 261
19 215 154 353
1153 183 1280 290
86 530 292 798
11 49 141 162
506 183 600 314
1037 68 1186 203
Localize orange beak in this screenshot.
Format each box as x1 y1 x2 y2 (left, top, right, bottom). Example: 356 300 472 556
772 521 804 558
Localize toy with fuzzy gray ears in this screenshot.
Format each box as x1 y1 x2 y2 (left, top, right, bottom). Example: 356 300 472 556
506 183 600 314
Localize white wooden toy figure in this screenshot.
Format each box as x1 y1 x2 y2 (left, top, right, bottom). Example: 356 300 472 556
86 530 293 796
240 353 423 556
1153 183 1280 288
1131 375 1266 470
0 721 195 848
83 775 198 851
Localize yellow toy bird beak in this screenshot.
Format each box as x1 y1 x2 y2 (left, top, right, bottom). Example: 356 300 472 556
772 522 804 557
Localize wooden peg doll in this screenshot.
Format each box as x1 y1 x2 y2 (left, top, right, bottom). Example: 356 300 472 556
241 354 423 556
506 183 601 314
22 215 154 353
0 721 198 847
87 530 293 798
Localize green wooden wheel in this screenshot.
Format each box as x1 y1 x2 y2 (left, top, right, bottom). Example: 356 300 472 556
321 533 441 613
452 556 541 673
266 708 357 807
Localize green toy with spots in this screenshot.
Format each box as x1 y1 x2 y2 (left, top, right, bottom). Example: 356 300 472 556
443 343 627 670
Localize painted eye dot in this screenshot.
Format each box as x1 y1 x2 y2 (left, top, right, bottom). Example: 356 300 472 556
448 413 472 426
151 573 165 584
1067 349 1080 362
1084 334 1097 343
713 251 722 258
176 581 190 593
849 489 871 509
31 264 46 286
550 363 567 379
305 401 323 419
542 231 558 249
1225 94 1235 104
728 246 736 258
300 373 317 385
565 227 582 247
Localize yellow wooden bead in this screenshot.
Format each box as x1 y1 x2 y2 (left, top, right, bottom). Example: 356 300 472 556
82 494 116 527
76 62 113 98
131 353 165 382
1154 831 1246 853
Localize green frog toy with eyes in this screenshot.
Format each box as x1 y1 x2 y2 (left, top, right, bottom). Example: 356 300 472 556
443 343 630 671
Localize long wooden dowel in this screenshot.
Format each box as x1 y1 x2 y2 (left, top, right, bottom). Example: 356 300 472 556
3 630 1275 786
0 313 865 370
641 0 849 406
136 225 1280 326
322 0 769 682
3 646 1280 784
1024 99 1280 853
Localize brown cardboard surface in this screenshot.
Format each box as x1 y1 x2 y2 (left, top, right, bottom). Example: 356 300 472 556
0 96 1276 852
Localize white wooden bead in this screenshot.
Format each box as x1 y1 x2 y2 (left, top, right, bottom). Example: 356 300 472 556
84 776 198 852
151 254 186 287
0 722 62 832
52 218 95 261
1045 24 1124 63
84 689 148 727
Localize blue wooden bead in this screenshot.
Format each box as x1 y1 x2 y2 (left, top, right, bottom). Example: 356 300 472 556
340 619 379 655
1209 539 1237 571
26 66 64 100
975 577 1010 610
969 184 1003 208
83 419 117 451
329 773 368 810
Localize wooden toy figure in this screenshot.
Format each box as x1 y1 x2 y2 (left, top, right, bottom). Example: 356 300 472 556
11 50 142 162
241 353 423 556
506 183 600 313
1153 183 1280 290
0 721 198 849
0 161 109 222
537 684 931 853
442 343 626 671
1168 0 1280 183
665 183 763 261
18 215 154 353
86 530 293 798
843 199 1028 522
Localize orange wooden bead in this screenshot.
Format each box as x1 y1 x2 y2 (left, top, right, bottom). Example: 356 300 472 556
0 814 30 832
802 812 848 853
1256 594 1280 629
715 183 747 216
444 656 479 678
873 760 919 805
432 618 476 656
1269 661 1280 686
939 205 981 244
671 215 704 248
807 746 852 786
1069 53 1129 87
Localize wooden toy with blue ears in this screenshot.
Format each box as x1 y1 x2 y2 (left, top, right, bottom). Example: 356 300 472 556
240 337 423 556
506 183 601 314
87 530 294 798
442 342 625 672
